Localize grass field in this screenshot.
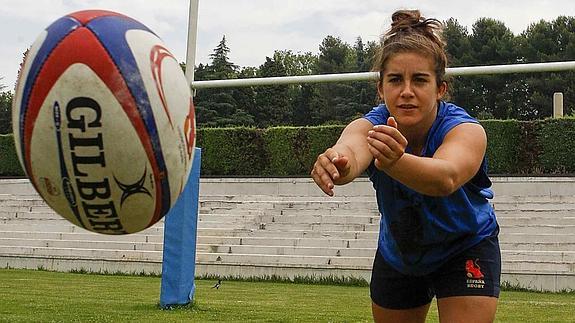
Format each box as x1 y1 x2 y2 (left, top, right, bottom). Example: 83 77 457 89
0 269 574 322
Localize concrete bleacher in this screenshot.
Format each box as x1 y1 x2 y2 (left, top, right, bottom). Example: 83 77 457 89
0 177 574 292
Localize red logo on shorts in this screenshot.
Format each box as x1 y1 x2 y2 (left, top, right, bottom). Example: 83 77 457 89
465 259 484 279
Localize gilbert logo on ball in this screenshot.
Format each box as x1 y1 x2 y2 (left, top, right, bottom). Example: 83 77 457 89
12 10 196 234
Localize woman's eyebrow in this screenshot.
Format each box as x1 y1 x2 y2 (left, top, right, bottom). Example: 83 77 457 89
384 72 432 78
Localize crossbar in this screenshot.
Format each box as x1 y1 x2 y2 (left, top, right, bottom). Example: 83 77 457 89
191 61 575 89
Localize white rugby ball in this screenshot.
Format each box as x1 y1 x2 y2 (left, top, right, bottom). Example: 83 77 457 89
12 10 196 234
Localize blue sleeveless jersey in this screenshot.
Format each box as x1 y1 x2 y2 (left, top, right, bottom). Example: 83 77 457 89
364 101 498 276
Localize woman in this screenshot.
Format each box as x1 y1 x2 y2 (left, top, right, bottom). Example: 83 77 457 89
310 10 500 323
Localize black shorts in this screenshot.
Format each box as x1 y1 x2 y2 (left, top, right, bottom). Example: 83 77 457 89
370 233 501 310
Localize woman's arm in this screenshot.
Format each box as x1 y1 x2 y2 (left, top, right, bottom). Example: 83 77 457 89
311 118 374 196
368 122 487 196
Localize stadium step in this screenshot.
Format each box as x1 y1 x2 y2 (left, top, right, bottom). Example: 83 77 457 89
496 216 575 226
196 244 377 258
196 252 374 270
500 241 575 251
0 230 164 243
499 233 575 243
0 237 164 251
196 236 377 249
502 259 575 275
499 224 575 234
0 245 163 262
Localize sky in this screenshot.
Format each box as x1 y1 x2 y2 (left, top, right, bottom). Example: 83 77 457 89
1 0 574 90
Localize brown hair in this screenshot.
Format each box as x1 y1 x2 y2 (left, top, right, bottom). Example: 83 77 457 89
372 10 447 87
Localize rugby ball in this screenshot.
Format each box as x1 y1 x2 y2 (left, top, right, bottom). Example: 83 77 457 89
12 10 196 234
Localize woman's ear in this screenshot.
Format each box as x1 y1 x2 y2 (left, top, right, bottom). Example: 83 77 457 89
377 80 385 102
437 81 448 100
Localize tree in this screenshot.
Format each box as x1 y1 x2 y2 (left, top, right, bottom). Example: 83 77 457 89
443 19 481 116
0 90 13 134
208 35 238 80
470 18 518 65
253 56 292 127
317 36 355 74
352 37 378 108
443 18 473 67
520 16 575 62
464 18 525 119
354 37 366 71
518 17 575 118
292 84 317 126
265 50 322 126
312 36 360 124
192 36 256 127
192 63 221 127
272 50 317 76
231 67 257 126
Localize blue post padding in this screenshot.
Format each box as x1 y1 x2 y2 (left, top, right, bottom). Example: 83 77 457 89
160 147 201 308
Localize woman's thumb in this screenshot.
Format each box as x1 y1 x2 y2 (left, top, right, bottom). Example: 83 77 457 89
333 155 349 171
387 116 398 128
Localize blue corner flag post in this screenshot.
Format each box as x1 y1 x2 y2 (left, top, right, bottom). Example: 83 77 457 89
160 147 201 308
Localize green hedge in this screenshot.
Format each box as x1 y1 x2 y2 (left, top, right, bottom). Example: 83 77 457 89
197 127 267 176
536 117 575 173
0 135 23 176
482 120 522 174
2 119 575 177
261 125 345 176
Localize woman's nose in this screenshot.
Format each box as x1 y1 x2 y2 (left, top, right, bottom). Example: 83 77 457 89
400 81 415 97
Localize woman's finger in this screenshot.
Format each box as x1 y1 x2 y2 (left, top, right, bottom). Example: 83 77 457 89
372 125 408 147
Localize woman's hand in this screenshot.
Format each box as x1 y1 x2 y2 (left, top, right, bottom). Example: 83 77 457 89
367 117 408 170
311 148 351 197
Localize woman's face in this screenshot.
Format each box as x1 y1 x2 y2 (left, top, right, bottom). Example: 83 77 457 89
379 52 447 130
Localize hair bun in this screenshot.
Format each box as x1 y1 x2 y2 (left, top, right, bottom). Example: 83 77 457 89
391 10 422 30
386 9 442 42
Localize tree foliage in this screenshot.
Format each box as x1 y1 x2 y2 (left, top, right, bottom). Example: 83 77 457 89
443 16 575 120
0 91 12 134
188 15 574 128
